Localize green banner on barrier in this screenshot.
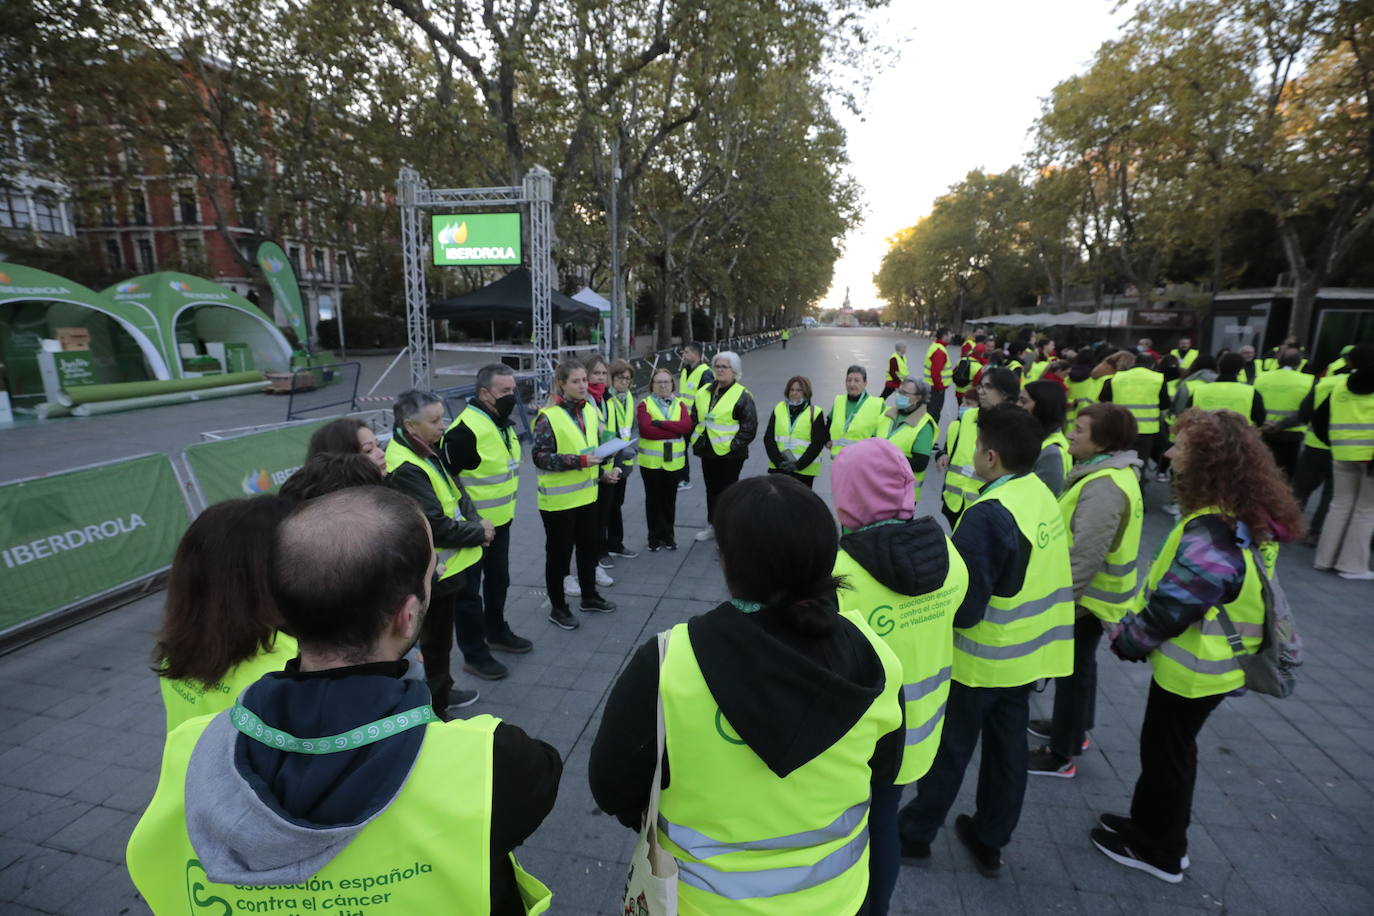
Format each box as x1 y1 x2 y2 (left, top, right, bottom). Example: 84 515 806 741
183 420 328 506
0 455 189 632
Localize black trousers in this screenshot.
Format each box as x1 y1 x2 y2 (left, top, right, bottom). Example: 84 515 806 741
1049 614 1103 758
642 467 679 547
766 467 815 489
1264 432 1302 481
598 473 630 554
1132 433 1157 476
701 456 745 525
420 582 463 714
540 503 600 609
1292 444 1334 534
928 386 948 424
679 433 693 483
453 521 512 662
1128 680 1225 863
899 680 1032 850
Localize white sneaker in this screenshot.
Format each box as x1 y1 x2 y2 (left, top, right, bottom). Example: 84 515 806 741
1337 570 1374 581
563 574 581 597
694 526 715 542
596 566 614 587
1163 503 1181 518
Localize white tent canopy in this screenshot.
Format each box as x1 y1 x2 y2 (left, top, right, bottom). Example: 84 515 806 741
572 287 611 312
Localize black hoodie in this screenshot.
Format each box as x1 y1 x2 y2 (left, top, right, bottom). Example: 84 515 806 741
839 517 952 599
588 599 905 830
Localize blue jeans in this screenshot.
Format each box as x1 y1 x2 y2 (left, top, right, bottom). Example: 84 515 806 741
898 680 1032 850
865 781 903 916
453 521 512 661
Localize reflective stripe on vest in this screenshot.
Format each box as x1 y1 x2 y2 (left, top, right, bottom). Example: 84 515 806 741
885 412 937 487
385 437 482 580
952 474 1074 687
1329 376 1374 461
1144 509 1271 699
1192 381 1257 424
1254 370 1314 434
608 393 637 468
890 352 909 383
638 397 686 471
829 392 883 457
126 714 552 915
1058 464 1143 623
695 384 749 455
940 408 982 514
1109 368 1164 433
657 619 901 913
834 537 967 784
535 401 600 510
680 363 709 399
923 343 953 388
447 405 521 526
1042 430 1071 482
1303 376 1340 449
770 400 823 476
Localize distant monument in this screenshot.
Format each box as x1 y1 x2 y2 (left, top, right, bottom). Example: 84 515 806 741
837 285 857 328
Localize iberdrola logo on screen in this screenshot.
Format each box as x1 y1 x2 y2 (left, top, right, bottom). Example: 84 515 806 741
115 281 140 293
432 213 521 265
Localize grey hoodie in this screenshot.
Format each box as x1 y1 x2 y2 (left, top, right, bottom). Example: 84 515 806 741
1061 450 1143 616
1173 370 1217 416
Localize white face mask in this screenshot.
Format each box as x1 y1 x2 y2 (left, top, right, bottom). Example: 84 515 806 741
787 397 804 407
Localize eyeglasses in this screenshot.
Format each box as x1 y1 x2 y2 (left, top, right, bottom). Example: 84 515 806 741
614 373 632 380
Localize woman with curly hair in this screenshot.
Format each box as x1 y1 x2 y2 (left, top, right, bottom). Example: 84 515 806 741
1093 408 1302 884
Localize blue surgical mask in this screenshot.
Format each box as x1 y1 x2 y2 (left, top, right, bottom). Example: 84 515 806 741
893 395 912 411
958 404 973 418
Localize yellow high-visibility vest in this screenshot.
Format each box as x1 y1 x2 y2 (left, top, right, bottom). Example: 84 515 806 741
446 405 521 526
385 437 482 581
951 474 1073 688
127 713 551 914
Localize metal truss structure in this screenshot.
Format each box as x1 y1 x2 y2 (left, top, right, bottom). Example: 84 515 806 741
397 166 555 394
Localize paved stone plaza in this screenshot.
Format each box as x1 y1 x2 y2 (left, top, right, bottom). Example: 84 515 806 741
0 329 1371 914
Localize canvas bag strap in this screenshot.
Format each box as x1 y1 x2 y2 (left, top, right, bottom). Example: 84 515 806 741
1212 544 1274 656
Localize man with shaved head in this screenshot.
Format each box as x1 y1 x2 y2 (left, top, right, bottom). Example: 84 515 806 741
128 487 562 914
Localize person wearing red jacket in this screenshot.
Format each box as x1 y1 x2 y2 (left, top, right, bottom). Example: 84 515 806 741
924 328 954 421
636 368 695 551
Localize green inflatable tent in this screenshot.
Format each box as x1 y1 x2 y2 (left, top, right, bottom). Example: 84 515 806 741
104 272 292 379
0 262 172 401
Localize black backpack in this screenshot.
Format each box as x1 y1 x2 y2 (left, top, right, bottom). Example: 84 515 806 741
951 357 973 388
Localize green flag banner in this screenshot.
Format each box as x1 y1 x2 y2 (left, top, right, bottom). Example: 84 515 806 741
0 455 190 632
256 241 310 351
183 420 328 506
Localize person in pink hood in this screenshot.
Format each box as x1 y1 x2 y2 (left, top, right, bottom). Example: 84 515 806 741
831 438 968 916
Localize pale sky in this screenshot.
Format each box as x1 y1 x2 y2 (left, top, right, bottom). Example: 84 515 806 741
821 0 1136 312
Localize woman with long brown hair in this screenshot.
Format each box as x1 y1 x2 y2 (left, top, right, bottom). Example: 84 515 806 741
1094 408 1302 883
306 417 387 474
154 496 296 732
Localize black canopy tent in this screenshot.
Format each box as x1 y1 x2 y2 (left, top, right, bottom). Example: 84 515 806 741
429 267 600 323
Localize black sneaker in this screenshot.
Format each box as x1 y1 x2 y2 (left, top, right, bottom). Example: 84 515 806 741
1027 745 1076 778
597 555 615 569
647 543 661 552
664 541 678 551
1026 719 1090 751
580 596 617 613
609 547 640 559
445 689 480 715
955 814 1002 878
462 657 508 680
1090 827 1182 883
548 606 580 630
488 631 533 654
1098 814 1189 869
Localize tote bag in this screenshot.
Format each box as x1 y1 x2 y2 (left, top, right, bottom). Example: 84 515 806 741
621 630 679 915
